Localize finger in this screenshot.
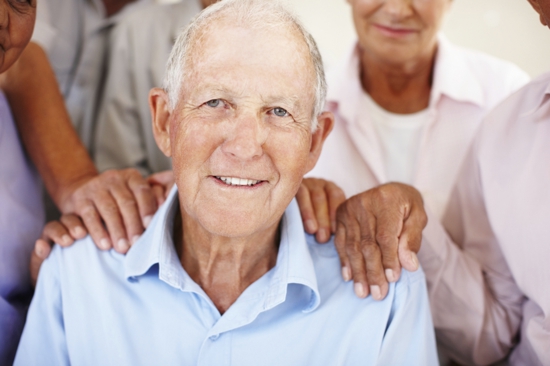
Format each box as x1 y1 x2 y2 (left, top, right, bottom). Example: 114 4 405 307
310 184 332 243
30 239 52 287
358 211 389 300
326 182 346 233
150 184 166 207
59 214 87 240
126 171 158 230
77 198 113 251
41 221 74 247
373 205 404 283
334 221 352 282
94 189 130 253
296 182 318 234
344 217 369 299
397 208 426 272
147 170 174 187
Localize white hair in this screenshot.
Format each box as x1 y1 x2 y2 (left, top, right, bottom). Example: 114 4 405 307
163 0 326 130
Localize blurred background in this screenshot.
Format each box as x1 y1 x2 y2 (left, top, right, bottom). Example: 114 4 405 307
286 0 550 78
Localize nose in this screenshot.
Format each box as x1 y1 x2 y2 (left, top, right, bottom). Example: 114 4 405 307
384 0 414 20
221 113 267 161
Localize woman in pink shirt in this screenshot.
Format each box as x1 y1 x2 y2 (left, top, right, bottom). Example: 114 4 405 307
303 0 529 299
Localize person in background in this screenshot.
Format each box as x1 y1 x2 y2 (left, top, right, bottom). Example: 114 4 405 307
15 1 438 364
302 0 529 301
300 0 550 363
1 0 172 361
95 0 217 176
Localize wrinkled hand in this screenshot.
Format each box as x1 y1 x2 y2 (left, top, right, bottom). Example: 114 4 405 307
296 178 346 242
57 168 161 253
335 183 427 300
30 169 175 286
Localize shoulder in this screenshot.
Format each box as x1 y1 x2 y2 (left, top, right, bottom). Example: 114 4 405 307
43 236 126 286
450 42 529 84
439 40 530 107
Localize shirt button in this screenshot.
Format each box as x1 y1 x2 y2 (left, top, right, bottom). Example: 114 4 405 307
209 334 219 341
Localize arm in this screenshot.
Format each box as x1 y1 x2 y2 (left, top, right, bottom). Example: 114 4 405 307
419 144 524 365
14 247 69 365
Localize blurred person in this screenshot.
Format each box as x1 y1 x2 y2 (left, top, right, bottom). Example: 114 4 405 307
95 0 217 175
15 1 438 365
298 0 550 364
302 0 529 300
0 0 174 361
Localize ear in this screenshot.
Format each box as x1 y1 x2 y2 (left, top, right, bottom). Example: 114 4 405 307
305 111 335 173
149 87 173 157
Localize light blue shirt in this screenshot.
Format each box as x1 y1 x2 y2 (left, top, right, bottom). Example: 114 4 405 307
16 187 438 365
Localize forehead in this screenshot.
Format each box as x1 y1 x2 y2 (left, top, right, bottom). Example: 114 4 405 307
184 21 316 101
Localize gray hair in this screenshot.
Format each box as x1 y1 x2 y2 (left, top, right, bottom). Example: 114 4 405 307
163 0 326 130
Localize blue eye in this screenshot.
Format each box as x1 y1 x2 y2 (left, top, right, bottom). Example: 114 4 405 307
206 99 221 108
273 107 288 117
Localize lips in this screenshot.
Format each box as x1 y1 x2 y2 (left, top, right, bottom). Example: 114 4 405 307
373 24 418 37
214 176 263 186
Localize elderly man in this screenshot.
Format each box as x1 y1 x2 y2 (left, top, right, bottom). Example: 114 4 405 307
15 1 437 364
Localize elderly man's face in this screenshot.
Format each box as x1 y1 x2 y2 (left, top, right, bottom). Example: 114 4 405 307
0 0 36 74
151 22 333 238
348 0 452 64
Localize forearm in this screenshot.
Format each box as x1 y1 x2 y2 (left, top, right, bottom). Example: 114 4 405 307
0 42 97 210
420 211 524 365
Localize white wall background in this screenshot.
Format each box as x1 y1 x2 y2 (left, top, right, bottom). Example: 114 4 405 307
287 0 550 78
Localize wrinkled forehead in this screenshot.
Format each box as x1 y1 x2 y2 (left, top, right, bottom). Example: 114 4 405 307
182 21 317 103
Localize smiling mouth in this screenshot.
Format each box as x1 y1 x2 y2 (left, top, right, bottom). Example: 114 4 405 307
214 176 264 187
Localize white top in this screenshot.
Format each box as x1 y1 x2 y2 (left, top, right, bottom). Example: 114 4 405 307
308 35 530 219
363 92 429 184
31 0 152 150
421 72 550 365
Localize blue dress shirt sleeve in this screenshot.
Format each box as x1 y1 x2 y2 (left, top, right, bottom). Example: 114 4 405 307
14 246 70 366
377 269 439 366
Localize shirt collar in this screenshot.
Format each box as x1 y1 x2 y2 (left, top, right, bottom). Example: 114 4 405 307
124 186 321 313
326 34 485 117
431 34 485 107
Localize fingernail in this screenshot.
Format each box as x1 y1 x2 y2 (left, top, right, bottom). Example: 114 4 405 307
74 226 86 237
117 238 130 252
354 282 366 298
131 235 141 245
410 252 419 270
143 215 153 228
342 266 351 282
370 285 381 300
305 219 316 233
100 238 111 250
385 268 395 282
62 235 72 246
319 228 329 242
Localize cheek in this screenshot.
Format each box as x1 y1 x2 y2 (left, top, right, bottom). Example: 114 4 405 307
269 129 312 187
10 12 35 48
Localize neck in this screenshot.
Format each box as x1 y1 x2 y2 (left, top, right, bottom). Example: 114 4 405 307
102 0 135 17
173 209 280 314
359 45 437 114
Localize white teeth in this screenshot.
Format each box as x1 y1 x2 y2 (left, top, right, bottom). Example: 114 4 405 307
216 176 261 186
